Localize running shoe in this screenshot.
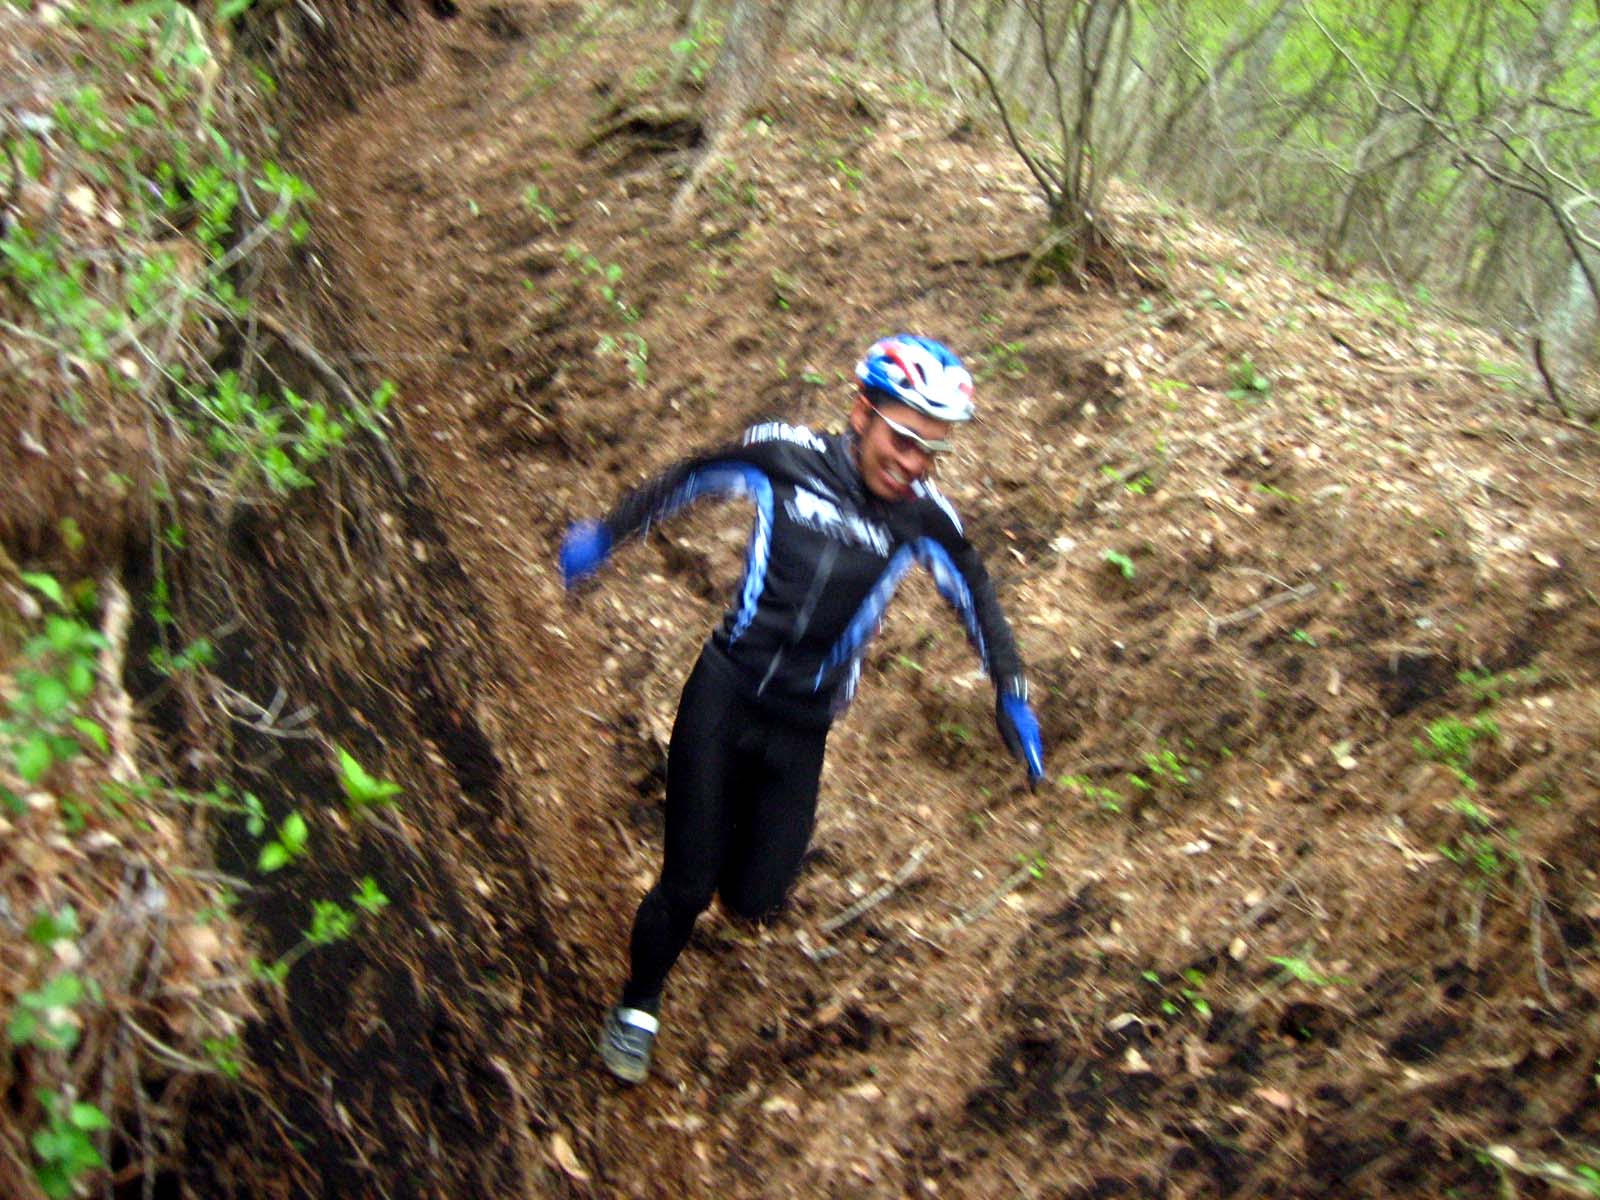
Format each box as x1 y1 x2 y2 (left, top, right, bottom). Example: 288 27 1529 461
600 1005 659 1084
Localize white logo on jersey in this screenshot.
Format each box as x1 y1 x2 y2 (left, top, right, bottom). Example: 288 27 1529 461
744 422 826 452
786 486 891 556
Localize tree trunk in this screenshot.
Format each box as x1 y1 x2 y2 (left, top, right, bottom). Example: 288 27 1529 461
670 0 787 223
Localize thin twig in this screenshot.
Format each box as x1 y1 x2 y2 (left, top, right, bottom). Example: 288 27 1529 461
795 928 841 962
819 843 932 936
943 866 1035 934
252 310 364 412
209 678 318 739
1519 859 1565 1008
122 1017 216 1076
1495 427 1599 489
1207 582 1318 638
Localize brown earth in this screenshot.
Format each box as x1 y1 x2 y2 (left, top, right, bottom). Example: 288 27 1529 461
10 0 1599 1197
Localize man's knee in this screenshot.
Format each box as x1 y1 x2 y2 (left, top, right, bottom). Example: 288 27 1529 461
652 876 717 923
717 883 787 924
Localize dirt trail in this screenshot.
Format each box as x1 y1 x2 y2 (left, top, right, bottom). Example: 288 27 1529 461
269 1 1600 1196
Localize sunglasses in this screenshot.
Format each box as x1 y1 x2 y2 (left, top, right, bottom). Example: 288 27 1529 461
866 403 953 457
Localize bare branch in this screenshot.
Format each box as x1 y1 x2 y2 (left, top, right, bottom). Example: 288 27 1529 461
934 0 1060 208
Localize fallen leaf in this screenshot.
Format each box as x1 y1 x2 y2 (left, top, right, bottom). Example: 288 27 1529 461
1253 1087 1295 1111
66 184 98 217
761 1095 800 1117
550 1132 590 1182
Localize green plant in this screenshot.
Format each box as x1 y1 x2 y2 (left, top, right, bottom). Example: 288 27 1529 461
352 875 392 915
1171 968 1212 1017
8 974 90 1052
1059 772 1124 813
148 635 216 676
1475 358 1528 393
563 244 639 322
889 77 940 108
31 1089 111 1200
1099 464 1154 495
596 331 650 388
669 23 716 84
1457 666 1540 706
256 811 309 872
1226 357 1271 402
770 269 798 311
1415 714 1498 785
1439 827 1513 882
1143 967 1212 1018
28 905 82 948
1348 280 1416 327
980 340 1026 380
1016 850 1048 879
522 184 558 227
258 876 391 983
2 576 109 805
335 747 402 811
1102 549 1136 580
1267 955 1351 987
202 1034 244 1080
937 720 974 745
182 370 394 495
1140 746 1191 788
306 898 358 945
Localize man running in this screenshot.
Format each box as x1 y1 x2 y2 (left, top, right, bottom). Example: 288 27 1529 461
559 335 1046 1083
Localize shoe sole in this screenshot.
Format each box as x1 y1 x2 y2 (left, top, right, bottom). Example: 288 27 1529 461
600 1042 649 1084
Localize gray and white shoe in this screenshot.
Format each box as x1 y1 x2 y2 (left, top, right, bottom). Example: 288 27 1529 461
600 1005 659 1084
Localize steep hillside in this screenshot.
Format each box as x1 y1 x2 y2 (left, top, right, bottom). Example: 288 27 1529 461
6 0 1598 1197
274 3 1599 1196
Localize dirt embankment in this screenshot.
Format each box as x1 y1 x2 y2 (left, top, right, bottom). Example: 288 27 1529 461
9 0 1596 1196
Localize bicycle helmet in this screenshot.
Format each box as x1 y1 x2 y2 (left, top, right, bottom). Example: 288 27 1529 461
855 335 975 423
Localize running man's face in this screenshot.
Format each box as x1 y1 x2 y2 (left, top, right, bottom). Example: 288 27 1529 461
849 393 953 502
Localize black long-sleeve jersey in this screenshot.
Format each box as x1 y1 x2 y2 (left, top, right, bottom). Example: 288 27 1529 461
599 422 1028 728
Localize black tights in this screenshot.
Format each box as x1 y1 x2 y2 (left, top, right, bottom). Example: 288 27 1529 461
620 652 828 1010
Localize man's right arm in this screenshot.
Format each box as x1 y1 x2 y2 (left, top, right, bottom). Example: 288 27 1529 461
559 432 788 589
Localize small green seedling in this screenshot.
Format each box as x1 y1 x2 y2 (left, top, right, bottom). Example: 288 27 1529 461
1102 549 1136 580
32 1089 110 1200
1268 955 1350 987
335 748 402 811
257 811 308 872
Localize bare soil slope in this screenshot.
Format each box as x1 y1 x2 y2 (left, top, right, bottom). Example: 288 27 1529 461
207 0 1599 1195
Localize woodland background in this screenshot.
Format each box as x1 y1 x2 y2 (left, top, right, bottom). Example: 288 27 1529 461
2 1 1597 1198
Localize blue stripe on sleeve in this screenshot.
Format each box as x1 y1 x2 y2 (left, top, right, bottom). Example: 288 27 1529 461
913 537 991 673
814 544 917 690
668 464 775 643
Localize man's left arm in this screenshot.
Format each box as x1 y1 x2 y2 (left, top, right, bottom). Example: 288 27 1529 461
914 507 1046 789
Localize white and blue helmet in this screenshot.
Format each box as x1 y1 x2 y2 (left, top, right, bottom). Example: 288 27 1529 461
855 335 975 423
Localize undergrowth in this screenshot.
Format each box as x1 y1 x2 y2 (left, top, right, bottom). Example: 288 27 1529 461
0 1 405 1195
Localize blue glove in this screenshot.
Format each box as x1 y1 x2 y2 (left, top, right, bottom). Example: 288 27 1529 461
995 692 1046 790
559 520 612 589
